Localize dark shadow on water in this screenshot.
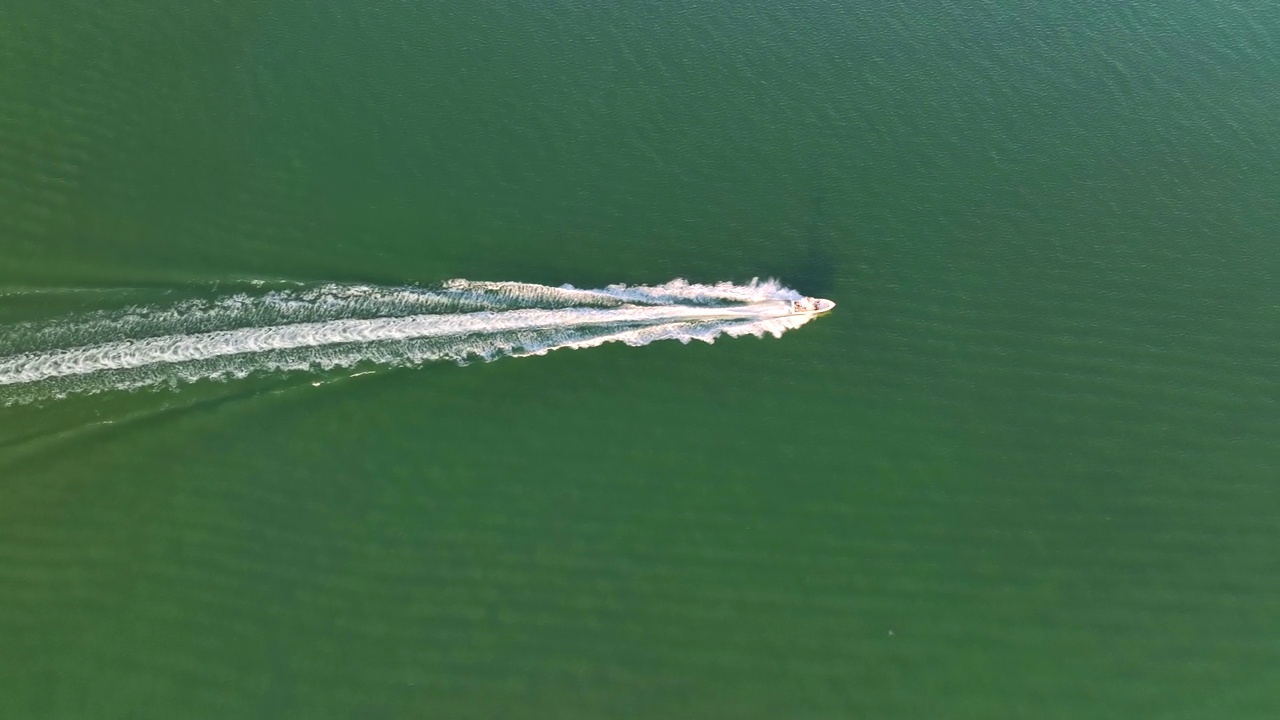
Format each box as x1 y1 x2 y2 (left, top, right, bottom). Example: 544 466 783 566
768 190 838 298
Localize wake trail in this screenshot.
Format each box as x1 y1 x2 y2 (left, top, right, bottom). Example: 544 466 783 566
0 278 824 404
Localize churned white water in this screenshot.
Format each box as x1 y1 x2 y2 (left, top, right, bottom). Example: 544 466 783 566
0 279 823 403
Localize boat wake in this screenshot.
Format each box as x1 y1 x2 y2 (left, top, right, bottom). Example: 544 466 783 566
0 278 827 405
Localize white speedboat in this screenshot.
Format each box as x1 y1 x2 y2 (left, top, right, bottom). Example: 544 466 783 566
790 297 836 315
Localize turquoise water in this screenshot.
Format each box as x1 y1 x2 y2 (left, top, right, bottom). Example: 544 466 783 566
3 2 1279 717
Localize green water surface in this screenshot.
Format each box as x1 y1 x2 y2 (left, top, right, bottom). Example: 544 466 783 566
3 2 1279 717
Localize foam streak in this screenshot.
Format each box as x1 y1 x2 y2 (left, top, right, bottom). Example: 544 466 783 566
0 278 821 403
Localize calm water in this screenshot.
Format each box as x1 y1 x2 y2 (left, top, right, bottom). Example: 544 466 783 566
3 1 1279 717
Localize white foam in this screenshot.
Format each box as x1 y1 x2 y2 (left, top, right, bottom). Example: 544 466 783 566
0 279 822 403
